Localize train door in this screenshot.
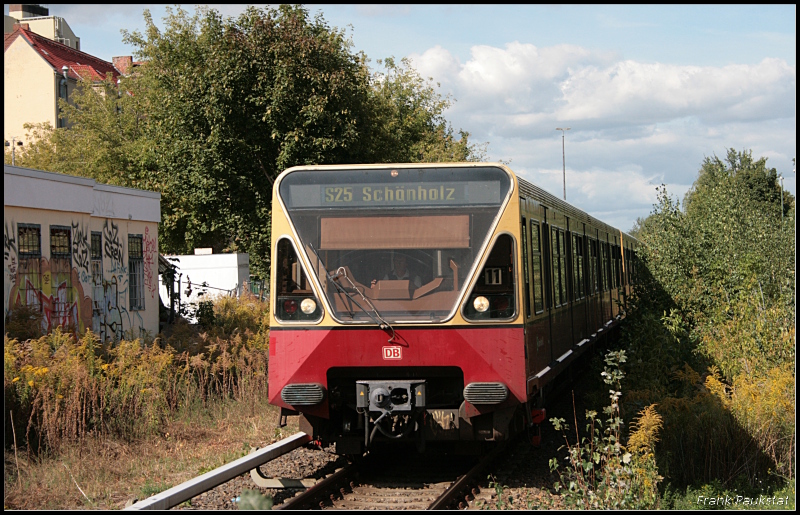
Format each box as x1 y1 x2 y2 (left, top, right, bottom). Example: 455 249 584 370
548 214 571 361
599 232 610 324
572 223 588 343
565 219 576 351
528 217 549 373
586 232 603 333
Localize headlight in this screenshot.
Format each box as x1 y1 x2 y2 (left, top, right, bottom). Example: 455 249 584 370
473 296 490 312
300 298 317 314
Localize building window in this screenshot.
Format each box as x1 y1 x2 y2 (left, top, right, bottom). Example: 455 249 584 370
58 79 68 128
17 224 42 310
91 232 103 316
50 226 73 327
128 235 144 310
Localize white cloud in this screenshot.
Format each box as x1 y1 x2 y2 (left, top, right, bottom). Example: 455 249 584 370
409 42 795 231
412 44 795 135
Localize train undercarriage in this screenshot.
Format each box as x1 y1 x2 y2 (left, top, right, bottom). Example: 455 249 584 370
280 367 534 456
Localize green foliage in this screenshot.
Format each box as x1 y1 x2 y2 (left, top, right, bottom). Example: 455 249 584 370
620 148 795 488
119 5 376 277
549 350 663 509
10 73 159 192
195 300 216 329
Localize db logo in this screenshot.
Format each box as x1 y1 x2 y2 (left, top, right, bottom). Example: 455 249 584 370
382 346 402 360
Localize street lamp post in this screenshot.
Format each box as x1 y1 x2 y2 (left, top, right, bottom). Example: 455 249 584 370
555 127 570 201
4 137 23 166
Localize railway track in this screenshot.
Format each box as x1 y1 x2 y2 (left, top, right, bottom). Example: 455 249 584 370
125 433 508 510
276 443 506 510
125 353 599 511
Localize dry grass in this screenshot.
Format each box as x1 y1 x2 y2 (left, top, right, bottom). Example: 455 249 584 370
4 292 280 510
3 396 297 510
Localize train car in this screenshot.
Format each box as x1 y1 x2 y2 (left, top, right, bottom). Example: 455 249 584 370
268 163 638 455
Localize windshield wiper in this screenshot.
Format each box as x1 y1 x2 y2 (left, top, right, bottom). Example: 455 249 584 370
307 243 396 343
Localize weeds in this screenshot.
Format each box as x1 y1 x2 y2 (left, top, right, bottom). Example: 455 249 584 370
4 293 270 455
549 350 663 509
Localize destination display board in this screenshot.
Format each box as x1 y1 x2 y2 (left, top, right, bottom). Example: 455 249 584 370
280 167 510 209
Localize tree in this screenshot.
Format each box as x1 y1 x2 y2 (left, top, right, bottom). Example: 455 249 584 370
118 5 378 277
687 148 793 218
366 57 486 163
6 75 158 191
623 150 795 487
638 149 795 376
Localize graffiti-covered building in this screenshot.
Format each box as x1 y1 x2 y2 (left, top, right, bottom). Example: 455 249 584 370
4 165 160 340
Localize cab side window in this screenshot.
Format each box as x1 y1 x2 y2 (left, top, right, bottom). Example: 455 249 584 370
464 234 516 320
275 238 322 321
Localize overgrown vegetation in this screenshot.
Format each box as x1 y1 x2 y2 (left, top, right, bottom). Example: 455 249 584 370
619 149 795 506
4 292 270 455
547 149 794 509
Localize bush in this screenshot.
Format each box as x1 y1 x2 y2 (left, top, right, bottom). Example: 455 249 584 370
622 148 795 488
4 304 45 341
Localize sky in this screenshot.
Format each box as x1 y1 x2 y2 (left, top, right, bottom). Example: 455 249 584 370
8 4 796 232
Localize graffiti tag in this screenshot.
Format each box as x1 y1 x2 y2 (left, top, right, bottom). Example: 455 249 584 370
71 221 90 273
103 219 124 265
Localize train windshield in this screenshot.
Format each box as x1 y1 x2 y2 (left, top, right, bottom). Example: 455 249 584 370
278 166 512 323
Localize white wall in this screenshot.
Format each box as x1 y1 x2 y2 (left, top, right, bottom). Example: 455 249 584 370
159 253 250 322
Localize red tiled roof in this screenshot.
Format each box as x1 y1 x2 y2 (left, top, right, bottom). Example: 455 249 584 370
4 26 119 83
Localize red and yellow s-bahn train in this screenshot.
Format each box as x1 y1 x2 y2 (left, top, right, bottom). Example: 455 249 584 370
268 163 638 454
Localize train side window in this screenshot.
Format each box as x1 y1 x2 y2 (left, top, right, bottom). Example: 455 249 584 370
589 238 599 294
530 220 544 314
275 238 323 322
551 227 567 307
602 241 611 292
463 234 516 321
521 217 531 318
572 233 584 300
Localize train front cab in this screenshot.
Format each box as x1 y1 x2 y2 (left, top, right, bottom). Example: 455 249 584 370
268 164 635 455
269 164 532 454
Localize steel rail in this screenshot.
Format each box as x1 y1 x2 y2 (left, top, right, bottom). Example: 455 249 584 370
427 442 507 510
124 432 312 510
274 462 358 510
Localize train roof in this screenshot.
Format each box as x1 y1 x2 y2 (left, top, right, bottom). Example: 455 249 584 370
276 162 636 242
515 173 635 242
